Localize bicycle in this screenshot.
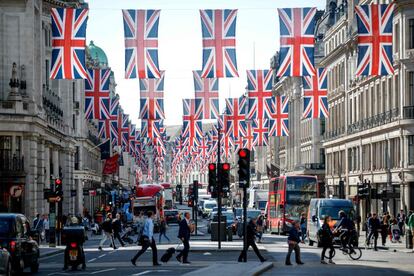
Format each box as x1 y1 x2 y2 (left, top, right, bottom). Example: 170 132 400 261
328 229 362 260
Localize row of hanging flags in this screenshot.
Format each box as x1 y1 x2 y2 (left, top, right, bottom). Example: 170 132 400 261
50 3 395 182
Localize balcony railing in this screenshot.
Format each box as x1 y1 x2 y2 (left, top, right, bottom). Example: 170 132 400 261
0 152 24 173
347 108 399 135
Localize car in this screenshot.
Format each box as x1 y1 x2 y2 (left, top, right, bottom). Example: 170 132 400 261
164 210 180 224
0 247 11 276
0 213 39 274
207 211 235 234
202 200 218 218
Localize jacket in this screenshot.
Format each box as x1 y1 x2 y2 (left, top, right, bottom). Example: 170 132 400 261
408 213 414 230
367 217 381 231
319 223 333 246
112 219 122 233
246 221 257 242
178 219 191 241
287 227 301 243
102 218 113 233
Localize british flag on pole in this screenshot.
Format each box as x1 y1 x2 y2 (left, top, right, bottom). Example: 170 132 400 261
225 97 247 139
129 124 136 156
50 8 88 79
193 71 219 119
247 70 273 119
200 9 238 78
266 96 289 137
277 7 317 77
139 71 165 119
121 114 130 152
122 10 161 79
109 96 119 147
84 68 111 120
355 3 395 76
253 119 269 147
243 121 254 151
303 68 328 118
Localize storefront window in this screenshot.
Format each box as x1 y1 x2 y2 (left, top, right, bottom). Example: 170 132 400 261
409 136 414 165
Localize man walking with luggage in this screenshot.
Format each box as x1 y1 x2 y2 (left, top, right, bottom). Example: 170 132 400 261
285 221 304 266
176 212 191 264
238 217 266 262
131 211 160 266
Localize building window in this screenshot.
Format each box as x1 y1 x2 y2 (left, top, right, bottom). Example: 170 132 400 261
72 114 76 131
75 146 80 170
409 19 414 49
45 60 50 89
394 22 400 53
409 72 414 106
409 136 414 165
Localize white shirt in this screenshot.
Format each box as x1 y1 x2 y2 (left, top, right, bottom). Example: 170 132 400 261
43 219 50 230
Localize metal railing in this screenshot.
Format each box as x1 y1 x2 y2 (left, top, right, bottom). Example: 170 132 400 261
347 108 399 135
0 152 24 172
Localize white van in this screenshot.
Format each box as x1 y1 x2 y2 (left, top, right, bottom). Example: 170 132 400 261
307 198 355 247
202 200 217 218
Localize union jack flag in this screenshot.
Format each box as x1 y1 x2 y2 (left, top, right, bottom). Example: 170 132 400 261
193 71 219 119
183 99 203 122
225 97 247 138
267 96 289 137
247 70 273 119
129 124 136 156
122 10 161 79
141 119 162 141
234 136 244 153
253 119 269 147
221 133 233 161
84 68 111 120
50 8 88 79
199 136 209 160
303 68 328 118
121 114 130 152
277 8 316 77
200 9 238 78
139 71 165 119
355 3 395 76
109 97 120 146
243 121 254 151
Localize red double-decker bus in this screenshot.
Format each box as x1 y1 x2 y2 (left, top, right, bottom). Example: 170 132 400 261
267 175 319 234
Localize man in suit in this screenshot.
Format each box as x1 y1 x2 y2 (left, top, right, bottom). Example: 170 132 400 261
176 212 191 264
238 217 266 262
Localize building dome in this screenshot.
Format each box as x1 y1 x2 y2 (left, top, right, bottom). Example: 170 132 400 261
87 41 108 67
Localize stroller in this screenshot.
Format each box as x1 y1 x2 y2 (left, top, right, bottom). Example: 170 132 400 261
391 224 401 243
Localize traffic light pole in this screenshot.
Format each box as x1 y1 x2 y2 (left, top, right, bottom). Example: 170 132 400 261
242 184 247 262
217 125 222 250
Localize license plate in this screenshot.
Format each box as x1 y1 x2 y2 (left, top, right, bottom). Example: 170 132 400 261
69 250 78 260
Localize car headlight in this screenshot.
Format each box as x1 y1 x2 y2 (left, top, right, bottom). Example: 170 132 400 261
285 221 292 227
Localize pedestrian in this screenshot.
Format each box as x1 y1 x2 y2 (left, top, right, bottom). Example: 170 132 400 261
112 213 125 247
364 213 371 238
407 210 414 252
33 214 43 244
43 214 50 243
389 217 398 242
256 215 264 243
300 213 307 242
380 213 388 246
131 211 160 266
238 217 266 262
135 211 145 243
176 212 191 264
285 221 304 266
319 216 335 264
397 209 406 236
158 216 170 244
367 213 381 250
98 213 116 250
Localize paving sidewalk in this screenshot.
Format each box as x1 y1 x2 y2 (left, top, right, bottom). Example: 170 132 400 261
358 231 412 253
182 261 273 276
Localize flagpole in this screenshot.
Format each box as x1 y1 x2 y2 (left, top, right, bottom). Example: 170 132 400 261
217 121 222 250
87 138 110 152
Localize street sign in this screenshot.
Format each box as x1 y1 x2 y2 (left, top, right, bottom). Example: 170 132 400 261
70 189 77 197
48 196 61 203
9 185 23 198
83 189 89 196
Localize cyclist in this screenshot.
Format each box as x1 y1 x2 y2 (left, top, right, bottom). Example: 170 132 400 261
335 211 356 252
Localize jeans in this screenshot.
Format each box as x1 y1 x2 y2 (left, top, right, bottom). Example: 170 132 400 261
113 231 125 247
321 244 334 260
99 232 115 248
132 237 158 265
158 231 170 243
285 243 301 264
367 230 379 249
301 227 307 241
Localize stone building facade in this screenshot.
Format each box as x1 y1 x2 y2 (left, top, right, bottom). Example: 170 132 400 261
322 0 414 218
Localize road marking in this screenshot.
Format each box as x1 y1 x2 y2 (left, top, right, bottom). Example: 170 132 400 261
109 250 116 254
91 268 116 274
88 258 97 263
97 254 106 258
40 252 64 260
132 271 151 276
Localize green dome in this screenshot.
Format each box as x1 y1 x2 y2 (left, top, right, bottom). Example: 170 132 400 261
87 41 108 67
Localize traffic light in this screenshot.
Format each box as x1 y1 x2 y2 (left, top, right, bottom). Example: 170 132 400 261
357 183 369 198
220 163 230 198
208 163 218 198
55 178 63 198
188 184 194 207
238 149 250 188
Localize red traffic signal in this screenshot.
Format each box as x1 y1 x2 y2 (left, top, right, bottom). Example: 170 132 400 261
222 163 230 171
238 149 248 158
208 163 216 171
55 178 62 185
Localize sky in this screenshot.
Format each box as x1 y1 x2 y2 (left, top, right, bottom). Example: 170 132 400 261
87 0 325 126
